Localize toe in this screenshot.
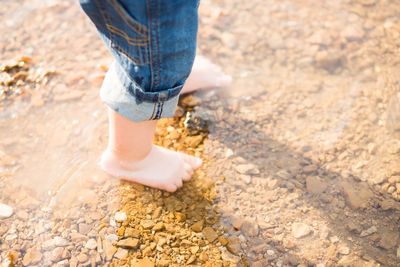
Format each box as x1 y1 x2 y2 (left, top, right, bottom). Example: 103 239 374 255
182 169 193 181
185 155 202 169
164 183 178 192
175 178 183 188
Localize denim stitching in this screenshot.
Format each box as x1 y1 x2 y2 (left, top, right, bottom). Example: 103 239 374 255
155 0 161 91
106 24 148 45
149 102 157 120
146 0 155 91
109 0 148 36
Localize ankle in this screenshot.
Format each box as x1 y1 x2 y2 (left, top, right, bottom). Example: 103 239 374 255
105 145 152 163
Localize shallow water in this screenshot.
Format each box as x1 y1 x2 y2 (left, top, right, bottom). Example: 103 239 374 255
1 0 400 266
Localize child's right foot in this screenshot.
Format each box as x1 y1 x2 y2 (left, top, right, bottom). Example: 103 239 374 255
99 145 202 192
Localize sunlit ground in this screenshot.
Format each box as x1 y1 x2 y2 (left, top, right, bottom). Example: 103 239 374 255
1 0 400 266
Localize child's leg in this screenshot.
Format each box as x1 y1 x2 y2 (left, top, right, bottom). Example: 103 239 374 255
80 0 229 191
100 108 202 192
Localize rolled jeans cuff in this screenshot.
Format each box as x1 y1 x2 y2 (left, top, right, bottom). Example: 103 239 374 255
100 62 180 122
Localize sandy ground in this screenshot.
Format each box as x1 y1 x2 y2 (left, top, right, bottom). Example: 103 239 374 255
1 0 400 266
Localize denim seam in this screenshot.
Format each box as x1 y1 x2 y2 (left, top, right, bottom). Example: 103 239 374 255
109 0 148 36
105 24 148 45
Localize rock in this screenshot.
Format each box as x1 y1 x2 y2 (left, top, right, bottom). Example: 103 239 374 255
16 210 29 220
85 239 97 250
203 227 219 242
42 236 69 250
141 220 155 229
22 248 42 266
174 212 186 222
183 111 208 136
0 203 13 219
241 175 252 184
114 248 129 259
124 227 140 238
50 247 64 262
191 220 204 232
338 246 350 255
184 135 204 148
292 222 312 238
77 253 88 263
103 239 117 261
360 226 377 237
371 173 387 185
218 236 229 246
377 231 399 250
241 221 259 237
78 223 91 235
226 237 241 255
116 238 140 249
152 222 164 231
230 216 244 230
235 164 260 175
114 211 127 222
341 181 373 209
152 207 162 219
70 232 88 242
180 94 201 108
306 176 328 194
105 234 118 242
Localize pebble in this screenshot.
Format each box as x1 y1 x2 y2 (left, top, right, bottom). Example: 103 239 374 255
338 246 350 255
191 219 204 232
50 247 64 262
0 203 13 219
306 176 328 194
103 239 117 261
114 211 127 222
116 238 140 249
141 219 155 229
124 228 140 238
85 238 97 250
114 248 129 259
77 253 88 263
203 227 219 242
360 226 377 237
22 247 42 266
235 163 260 175
292 222 312 238
78 223 91 235
134 258 155 267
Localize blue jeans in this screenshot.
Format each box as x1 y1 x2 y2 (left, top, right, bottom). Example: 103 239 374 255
80 0 199 121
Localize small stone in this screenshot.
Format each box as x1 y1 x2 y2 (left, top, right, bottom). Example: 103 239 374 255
226 237 241 255
77 253 88 263
397 246 400 258
114 248 129 259
50 247 64 262
306 176 328 194
190 245 200 254
141 219 155 229
186 255 196 264
241 175 252 184
103 239 117 261
191 220 204 232
338 246 350 255
184 135 204 148
70 232 88 242
105 234 118 242
158 259 171 267
152 222 164 231
292 223 312 238
114 211 127 222
174 212 186 222
116 238 140 249
241 221 259 237
303 164 318 174
16 210 29 220
218 236 229 246
235 164 260 175
22 248 42 266
124 228 140 238
360 226 377 237
42 236 69 250
85 239 97 250
0 203 13 219
78 223 91 235
152 207 162 219
203 227 218 242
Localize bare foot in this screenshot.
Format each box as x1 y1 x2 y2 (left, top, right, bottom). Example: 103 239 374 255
182 55 232 94
99 145 202 192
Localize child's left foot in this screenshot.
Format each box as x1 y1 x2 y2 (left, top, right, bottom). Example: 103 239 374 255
182 55 232 94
